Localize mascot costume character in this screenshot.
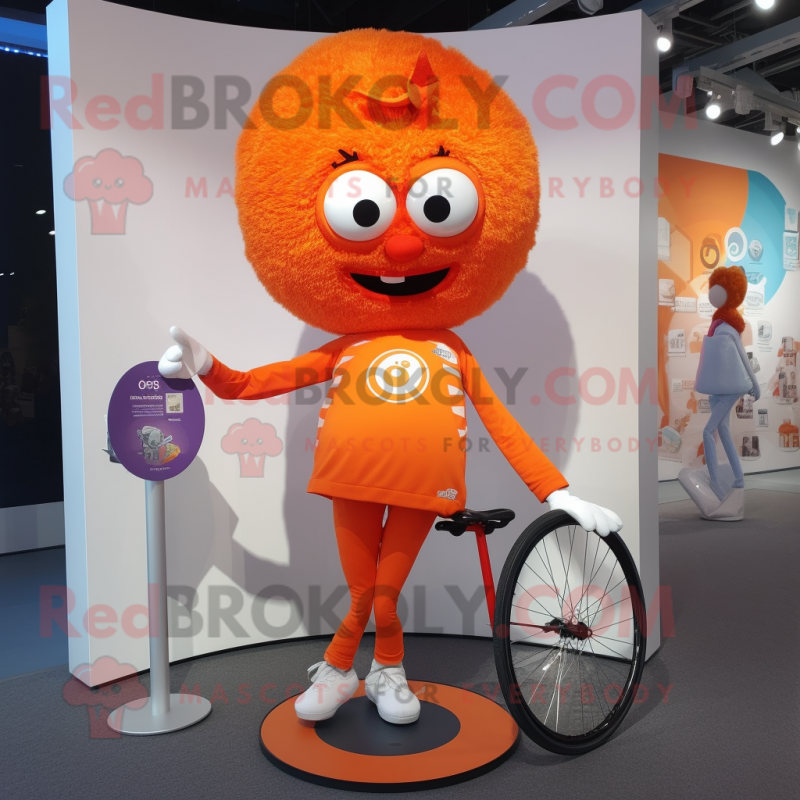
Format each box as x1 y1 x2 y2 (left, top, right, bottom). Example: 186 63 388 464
678 266 760 520
159 30 623 727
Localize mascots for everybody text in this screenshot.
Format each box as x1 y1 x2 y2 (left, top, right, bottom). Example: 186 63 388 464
159 30 622 726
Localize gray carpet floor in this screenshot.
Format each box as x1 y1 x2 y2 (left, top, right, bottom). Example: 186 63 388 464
2 488 798 799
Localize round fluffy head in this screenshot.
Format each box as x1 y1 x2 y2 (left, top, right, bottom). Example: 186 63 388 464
709 266 747 333
235 29 539 334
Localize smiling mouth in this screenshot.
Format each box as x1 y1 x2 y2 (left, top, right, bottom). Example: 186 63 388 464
350 268 450 297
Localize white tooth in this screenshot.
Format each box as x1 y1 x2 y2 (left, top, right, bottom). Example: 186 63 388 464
380 276 405 284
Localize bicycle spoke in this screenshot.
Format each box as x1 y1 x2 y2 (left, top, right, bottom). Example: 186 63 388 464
579 528 589 620
586 639 623 714
578 642 590 734
511 644 558 671
540 536 570 618
560 526 577 620
510 602 559 619
588 633 634 659
582 573 627 624
554 528 577 619
576 534 603 622
582 547 611 615
591 617 633 635
518 559 564 610
585 561 623 629
542 646 564 729
514 576 558 620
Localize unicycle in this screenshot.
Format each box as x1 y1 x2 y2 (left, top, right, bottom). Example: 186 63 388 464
435 508 646 756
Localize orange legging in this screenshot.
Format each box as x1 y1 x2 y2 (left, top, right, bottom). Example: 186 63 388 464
323 498 435 671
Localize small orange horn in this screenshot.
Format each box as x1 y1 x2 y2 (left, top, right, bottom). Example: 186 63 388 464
410 50 437 88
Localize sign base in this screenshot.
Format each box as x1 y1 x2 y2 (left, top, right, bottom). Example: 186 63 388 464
108 694 212 735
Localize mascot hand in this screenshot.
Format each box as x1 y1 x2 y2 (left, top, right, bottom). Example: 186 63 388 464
545 489 623 537
749 383 761 402
158 326 212 379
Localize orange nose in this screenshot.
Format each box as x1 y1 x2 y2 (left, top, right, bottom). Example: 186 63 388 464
385 234 424 263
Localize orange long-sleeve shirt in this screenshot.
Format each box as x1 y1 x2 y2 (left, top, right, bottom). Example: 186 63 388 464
201 330 567 515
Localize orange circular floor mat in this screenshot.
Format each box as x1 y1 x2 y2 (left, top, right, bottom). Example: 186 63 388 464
260 680 519 791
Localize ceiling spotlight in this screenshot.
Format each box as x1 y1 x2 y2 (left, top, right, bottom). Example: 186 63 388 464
755 0 775 10
35 209 45 215
49 230 55 235
657 19 674 53
767 118 786 145
706 102 722 120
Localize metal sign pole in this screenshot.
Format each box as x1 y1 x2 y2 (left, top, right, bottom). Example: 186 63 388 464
146 479 171 717
108 480 211 735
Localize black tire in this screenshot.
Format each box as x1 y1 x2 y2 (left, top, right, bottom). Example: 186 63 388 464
493 510 646 755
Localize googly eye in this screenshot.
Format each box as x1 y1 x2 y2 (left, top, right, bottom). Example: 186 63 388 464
323 170 396 242
406 168 479 237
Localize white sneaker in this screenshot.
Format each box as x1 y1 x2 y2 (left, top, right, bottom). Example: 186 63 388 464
678 468 745 521
294 661 359 722
364 659 420 725
702 487 745 521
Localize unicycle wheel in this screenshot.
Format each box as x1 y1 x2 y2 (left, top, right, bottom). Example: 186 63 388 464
493 510 646 755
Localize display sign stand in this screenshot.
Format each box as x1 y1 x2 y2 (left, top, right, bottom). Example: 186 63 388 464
106 362 210 735
108 480 211 735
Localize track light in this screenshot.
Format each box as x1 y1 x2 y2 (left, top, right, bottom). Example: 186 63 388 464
705 99 722 120
765 114 786 144
657 18 673 53
755 0 775 10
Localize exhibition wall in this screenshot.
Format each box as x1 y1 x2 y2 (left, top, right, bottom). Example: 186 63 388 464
658 118 800 480
48 0 660 684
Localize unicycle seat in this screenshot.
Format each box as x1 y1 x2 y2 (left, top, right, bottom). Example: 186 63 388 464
435 508 515 536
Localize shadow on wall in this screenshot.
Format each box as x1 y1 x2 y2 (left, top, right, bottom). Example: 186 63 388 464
163 268 576 642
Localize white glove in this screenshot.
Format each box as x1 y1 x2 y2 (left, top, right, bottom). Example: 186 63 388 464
545 489 623 537
749 384 761 402
158 326 212 379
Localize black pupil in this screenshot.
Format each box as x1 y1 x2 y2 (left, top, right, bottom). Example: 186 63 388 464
353 199 380 228
424 195 450 224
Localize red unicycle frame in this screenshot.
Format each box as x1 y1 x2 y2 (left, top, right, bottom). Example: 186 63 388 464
471 526 497 625
434 508 515 626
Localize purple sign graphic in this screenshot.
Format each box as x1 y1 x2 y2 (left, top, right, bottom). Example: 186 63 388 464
107 361 204 480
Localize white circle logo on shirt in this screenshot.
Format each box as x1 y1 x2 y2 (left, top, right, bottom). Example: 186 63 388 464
367 350 429 403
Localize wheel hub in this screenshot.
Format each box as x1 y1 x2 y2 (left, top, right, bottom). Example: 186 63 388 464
546 617 592 641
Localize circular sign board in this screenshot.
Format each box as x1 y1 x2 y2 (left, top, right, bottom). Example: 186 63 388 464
107 361 204 480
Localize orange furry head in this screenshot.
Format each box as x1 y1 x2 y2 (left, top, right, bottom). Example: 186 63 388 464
709 266 747 333
235 30 539 334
